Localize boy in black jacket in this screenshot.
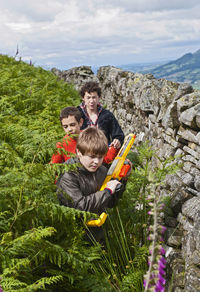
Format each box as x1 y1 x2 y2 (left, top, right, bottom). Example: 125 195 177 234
78 81 124 149
56 127 131 243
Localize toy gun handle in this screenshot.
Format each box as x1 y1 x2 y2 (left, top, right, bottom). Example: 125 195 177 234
86 212 108 227
119 161 131 178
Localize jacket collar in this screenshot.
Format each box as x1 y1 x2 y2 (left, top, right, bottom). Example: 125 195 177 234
79 102 103 127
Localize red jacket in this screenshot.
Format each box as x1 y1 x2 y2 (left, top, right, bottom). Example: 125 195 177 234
51 134 118 165
51 135 77 163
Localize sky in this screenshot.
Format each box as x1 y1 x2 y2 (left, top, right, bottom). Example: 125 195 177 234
1 0 200 70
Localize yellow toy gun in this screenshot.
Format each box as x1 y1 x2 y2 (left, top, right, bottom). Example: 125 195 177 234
86 133 136 227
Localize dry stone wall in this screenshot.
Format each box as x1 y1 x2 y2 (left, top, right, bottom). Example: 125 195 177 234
52 65 200 292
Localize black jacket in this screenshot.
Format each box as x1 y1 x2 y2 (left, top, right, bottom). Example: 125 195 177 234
56 158 125 215
77 106 124 146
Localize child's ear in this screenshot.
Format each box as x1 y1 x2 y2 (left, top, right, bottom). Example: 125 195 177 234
79 118 83 127
76 149 82 158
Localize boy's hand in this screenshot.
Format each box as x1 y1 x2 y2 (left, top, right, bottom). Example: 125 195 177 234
110 139 121 149
106 180 121 193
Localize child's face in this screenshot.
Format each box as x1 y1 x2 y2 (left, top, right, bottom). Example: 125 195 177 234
83 91 99 112
77 149 104 172
61 115 82 135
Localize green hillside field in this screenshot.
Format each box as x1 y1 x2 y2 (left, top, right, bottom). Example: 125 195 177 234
0 55 178 292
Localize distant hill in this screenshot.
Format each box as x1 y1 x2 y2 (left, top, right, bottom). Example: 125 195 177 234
117 61 168 73
92 61 168 75
142 49 200 89
118 49 200 89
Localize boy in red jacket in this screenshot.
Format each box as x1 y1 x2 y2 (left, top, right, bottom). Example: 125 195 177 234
51 107 118 165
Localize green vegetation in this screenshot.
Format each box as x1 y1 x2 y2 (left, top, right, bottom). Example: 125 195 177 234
0 55 179 291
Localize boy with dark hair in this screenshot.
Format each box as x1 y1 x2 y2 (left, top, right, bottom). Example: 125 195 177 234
59 106 83 126
51 106 118 164
56 127 131 242
51 107 83 163
80 81 102 99
78 81 124 149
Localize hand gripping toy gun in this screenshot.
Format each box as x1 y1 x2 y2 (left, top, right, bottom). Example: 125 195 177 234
86 133 136 227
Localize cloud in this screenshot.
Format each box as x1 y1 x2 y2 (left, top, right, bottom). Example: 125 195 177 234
107 0 200 12
0 0 200 68
0 0 63 21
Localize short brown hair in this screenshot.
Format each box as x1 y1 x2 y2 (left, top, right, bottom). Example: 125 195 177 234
60 107 82 123
80 81 101 98
76 127 108 156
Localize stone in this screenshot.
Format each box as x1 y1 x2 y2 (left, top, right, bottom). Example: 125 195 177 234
157 142 176 159
51 65 200 292
186 187 199 196
175 83 194 100
177 126 199 144
177 92 200 114
149 114 157 123
185 266 200 292
166 127 177 136
170 187 193 215
52 65 97 91
51 67 62 77
188 142 200 154
197 132 200 145
167 229 182 247
165 251 185 291
165 216 178 228
191 166 200 177
165 174 183 191
179 103 200 129
182 197 200 220
183 161 195 173
178 213 193 232
162 132 181 148
188 142 197 150
183 146 200 160
194 175 200 191
196 113 200 128
162 100 180 129
194 220 200 250
182 154 199 166
176 170 194 187
174 148 184 157
126 113 132 121
182 232 197 262
190 250 200 266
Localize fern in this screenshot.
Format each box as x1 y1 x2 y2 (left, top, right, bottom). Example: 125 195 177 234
0 55 181 291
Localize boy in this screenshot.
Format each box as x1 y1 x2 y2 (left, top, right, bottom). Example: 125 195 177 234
56 127 131 242
78 81 124 149
51 107 83 163
51 106 118 164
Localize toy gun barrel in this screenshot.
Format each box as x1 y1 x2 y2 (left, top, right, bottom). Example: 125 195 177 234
86 133 136 227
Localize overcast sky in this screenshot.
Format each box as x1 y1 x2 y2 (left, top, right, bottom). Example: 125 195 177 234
1 0 200 70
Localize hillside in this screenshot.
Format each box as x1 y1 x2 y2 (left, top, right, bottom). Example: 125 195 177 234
0 55 150 291
117 60 168 74
143 49 200 89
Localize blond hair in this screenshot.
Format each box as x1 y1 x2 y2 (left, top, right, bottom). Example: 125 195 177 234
77 127 108 156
